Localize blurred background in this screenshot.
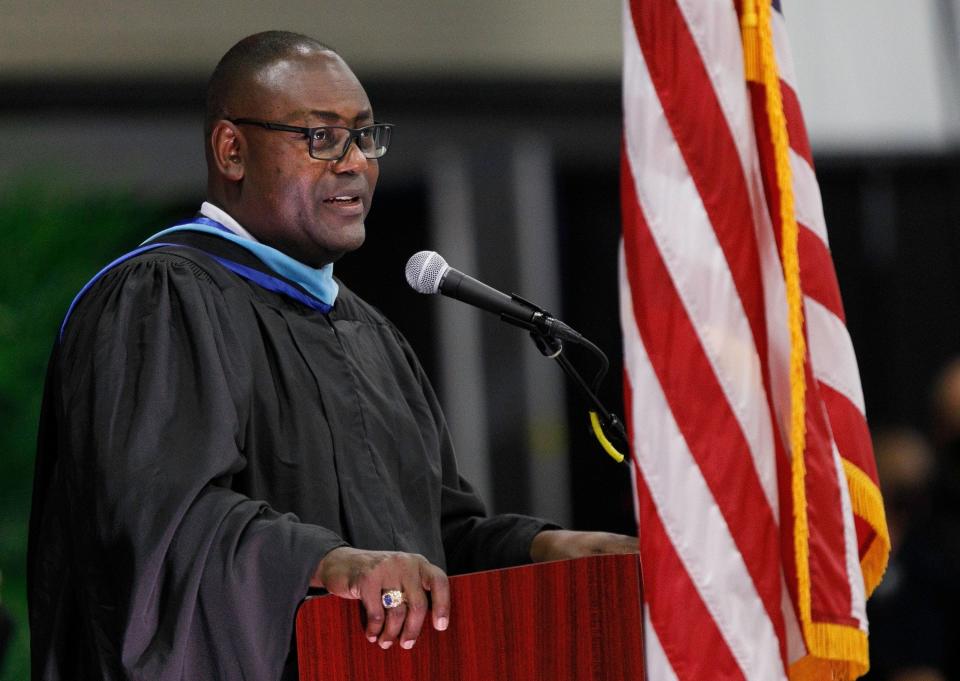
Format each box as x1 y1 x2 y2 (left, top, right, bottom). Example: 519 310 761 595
1 1 959 679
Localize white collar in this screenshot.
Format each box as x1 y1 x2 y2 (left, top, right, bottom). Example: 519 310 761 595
200 201 259 242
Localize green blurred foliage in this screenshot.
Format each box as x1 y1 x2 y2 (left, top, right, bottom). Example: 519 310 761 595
0 183 185 680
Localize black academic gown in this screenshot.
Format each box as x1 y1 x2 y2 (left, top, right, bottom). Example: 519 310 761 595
28 230 552 681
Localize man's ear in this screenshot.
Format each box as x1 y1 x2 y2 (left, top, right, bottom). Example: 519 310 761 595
210 121 245 181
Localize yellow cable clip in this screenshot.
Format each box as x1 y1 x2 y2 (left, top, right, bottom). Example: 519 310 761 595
589 411 626 463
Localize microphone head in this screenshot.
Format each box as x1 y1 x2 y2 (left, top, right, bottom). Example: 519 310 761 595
405 250 449 294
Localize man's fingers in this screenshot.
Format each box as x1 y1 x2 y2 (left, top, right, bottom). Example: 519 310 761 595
359 581 386 643
423 565 450 632
313 548 452 646
397 577 429 649
529 530 640 562
588 531 639 555
378 597 406 649
604 533 640 554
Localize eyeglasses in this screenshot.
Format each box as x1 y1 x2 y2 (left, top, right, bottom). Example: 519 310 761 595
228 118 394 162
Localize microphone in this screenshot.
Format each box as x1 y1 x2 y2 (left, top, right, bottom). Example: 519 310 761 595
404 250 583 343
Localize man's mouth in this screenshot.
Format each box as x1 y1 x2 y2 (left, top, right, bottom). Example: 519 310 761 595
324 195 361 206
322 193 365 217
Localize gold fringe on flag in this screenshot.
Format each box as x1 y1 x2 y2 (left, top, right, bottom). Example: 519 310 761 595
842 458 891 596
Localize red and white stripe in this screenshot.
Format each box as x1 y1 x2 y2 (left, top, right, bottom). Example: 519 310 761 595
620 1 876 678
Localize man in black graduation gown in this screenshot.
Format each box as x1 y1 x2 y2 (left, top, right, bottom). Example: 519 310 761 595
28 31 636 680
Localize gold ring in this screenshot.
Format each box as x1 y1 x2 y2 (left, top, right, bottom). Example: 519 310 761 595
381 589 404 609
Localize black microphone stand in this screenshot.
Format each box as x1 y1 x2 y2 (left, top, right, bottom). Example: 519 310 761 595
498 294 629 462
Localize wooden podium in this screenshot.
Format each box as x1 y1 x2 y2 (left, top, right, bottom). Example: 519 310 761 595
296 553 644 681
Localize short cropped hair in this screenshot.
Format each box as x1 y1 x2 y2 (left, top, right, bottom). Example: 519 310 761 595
205 31 336 137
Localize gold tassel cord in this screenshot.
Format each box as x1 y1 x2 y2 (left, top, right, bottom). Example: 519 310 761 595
741 0 761 82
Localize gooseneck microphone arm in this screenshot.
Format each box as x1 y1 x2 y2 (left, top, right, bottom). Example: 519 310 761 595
528 325 628 456
405 250 629 462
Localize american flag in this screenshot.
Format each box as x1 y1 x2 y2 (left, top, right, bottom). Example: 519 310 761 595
619 1 890 679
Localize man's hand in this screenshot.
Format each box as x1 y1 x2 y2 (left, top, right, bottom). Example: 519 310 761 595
529 529 638 563
311 547 450 650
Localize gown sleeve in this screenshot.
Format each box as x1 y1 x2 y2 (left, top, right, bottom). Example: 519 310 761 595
55 253 345 681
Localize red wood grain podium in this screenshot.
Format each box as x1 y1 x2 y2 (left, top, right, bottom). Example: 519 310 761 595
296 553 644 681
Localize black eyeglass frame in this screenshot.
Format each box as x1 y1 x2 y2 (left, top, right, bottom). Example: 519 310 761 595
227 118 394 162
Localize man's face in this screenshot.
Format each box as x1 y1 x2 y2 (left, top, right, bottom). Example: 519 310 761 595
230 51 380 267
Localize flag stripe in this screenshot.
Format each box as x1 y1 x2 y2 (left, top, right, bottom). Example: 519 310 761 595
621 249 787 679
791 153 829 247
832 440 870 631
634 470 749 681
820 384 875 481
798 365 857 626
674 0 756 181
799 230 846 323
643 605 682 681
624 0 780 518
782 84 814 165
630 0 769 364
771 5 798 94
655 2 808 565
805 297 866 413
621 147 786 650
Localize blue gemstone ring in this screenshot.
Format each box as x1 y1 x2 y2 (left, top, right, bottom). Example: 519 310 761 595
381 589 405 609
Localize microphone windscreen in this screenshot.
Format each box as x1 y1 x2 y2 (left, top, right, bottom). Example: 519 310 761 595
405 250 449 294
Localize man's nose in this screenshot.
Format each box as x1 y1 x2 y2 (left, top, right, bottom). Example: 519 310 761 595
333 140 369 173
